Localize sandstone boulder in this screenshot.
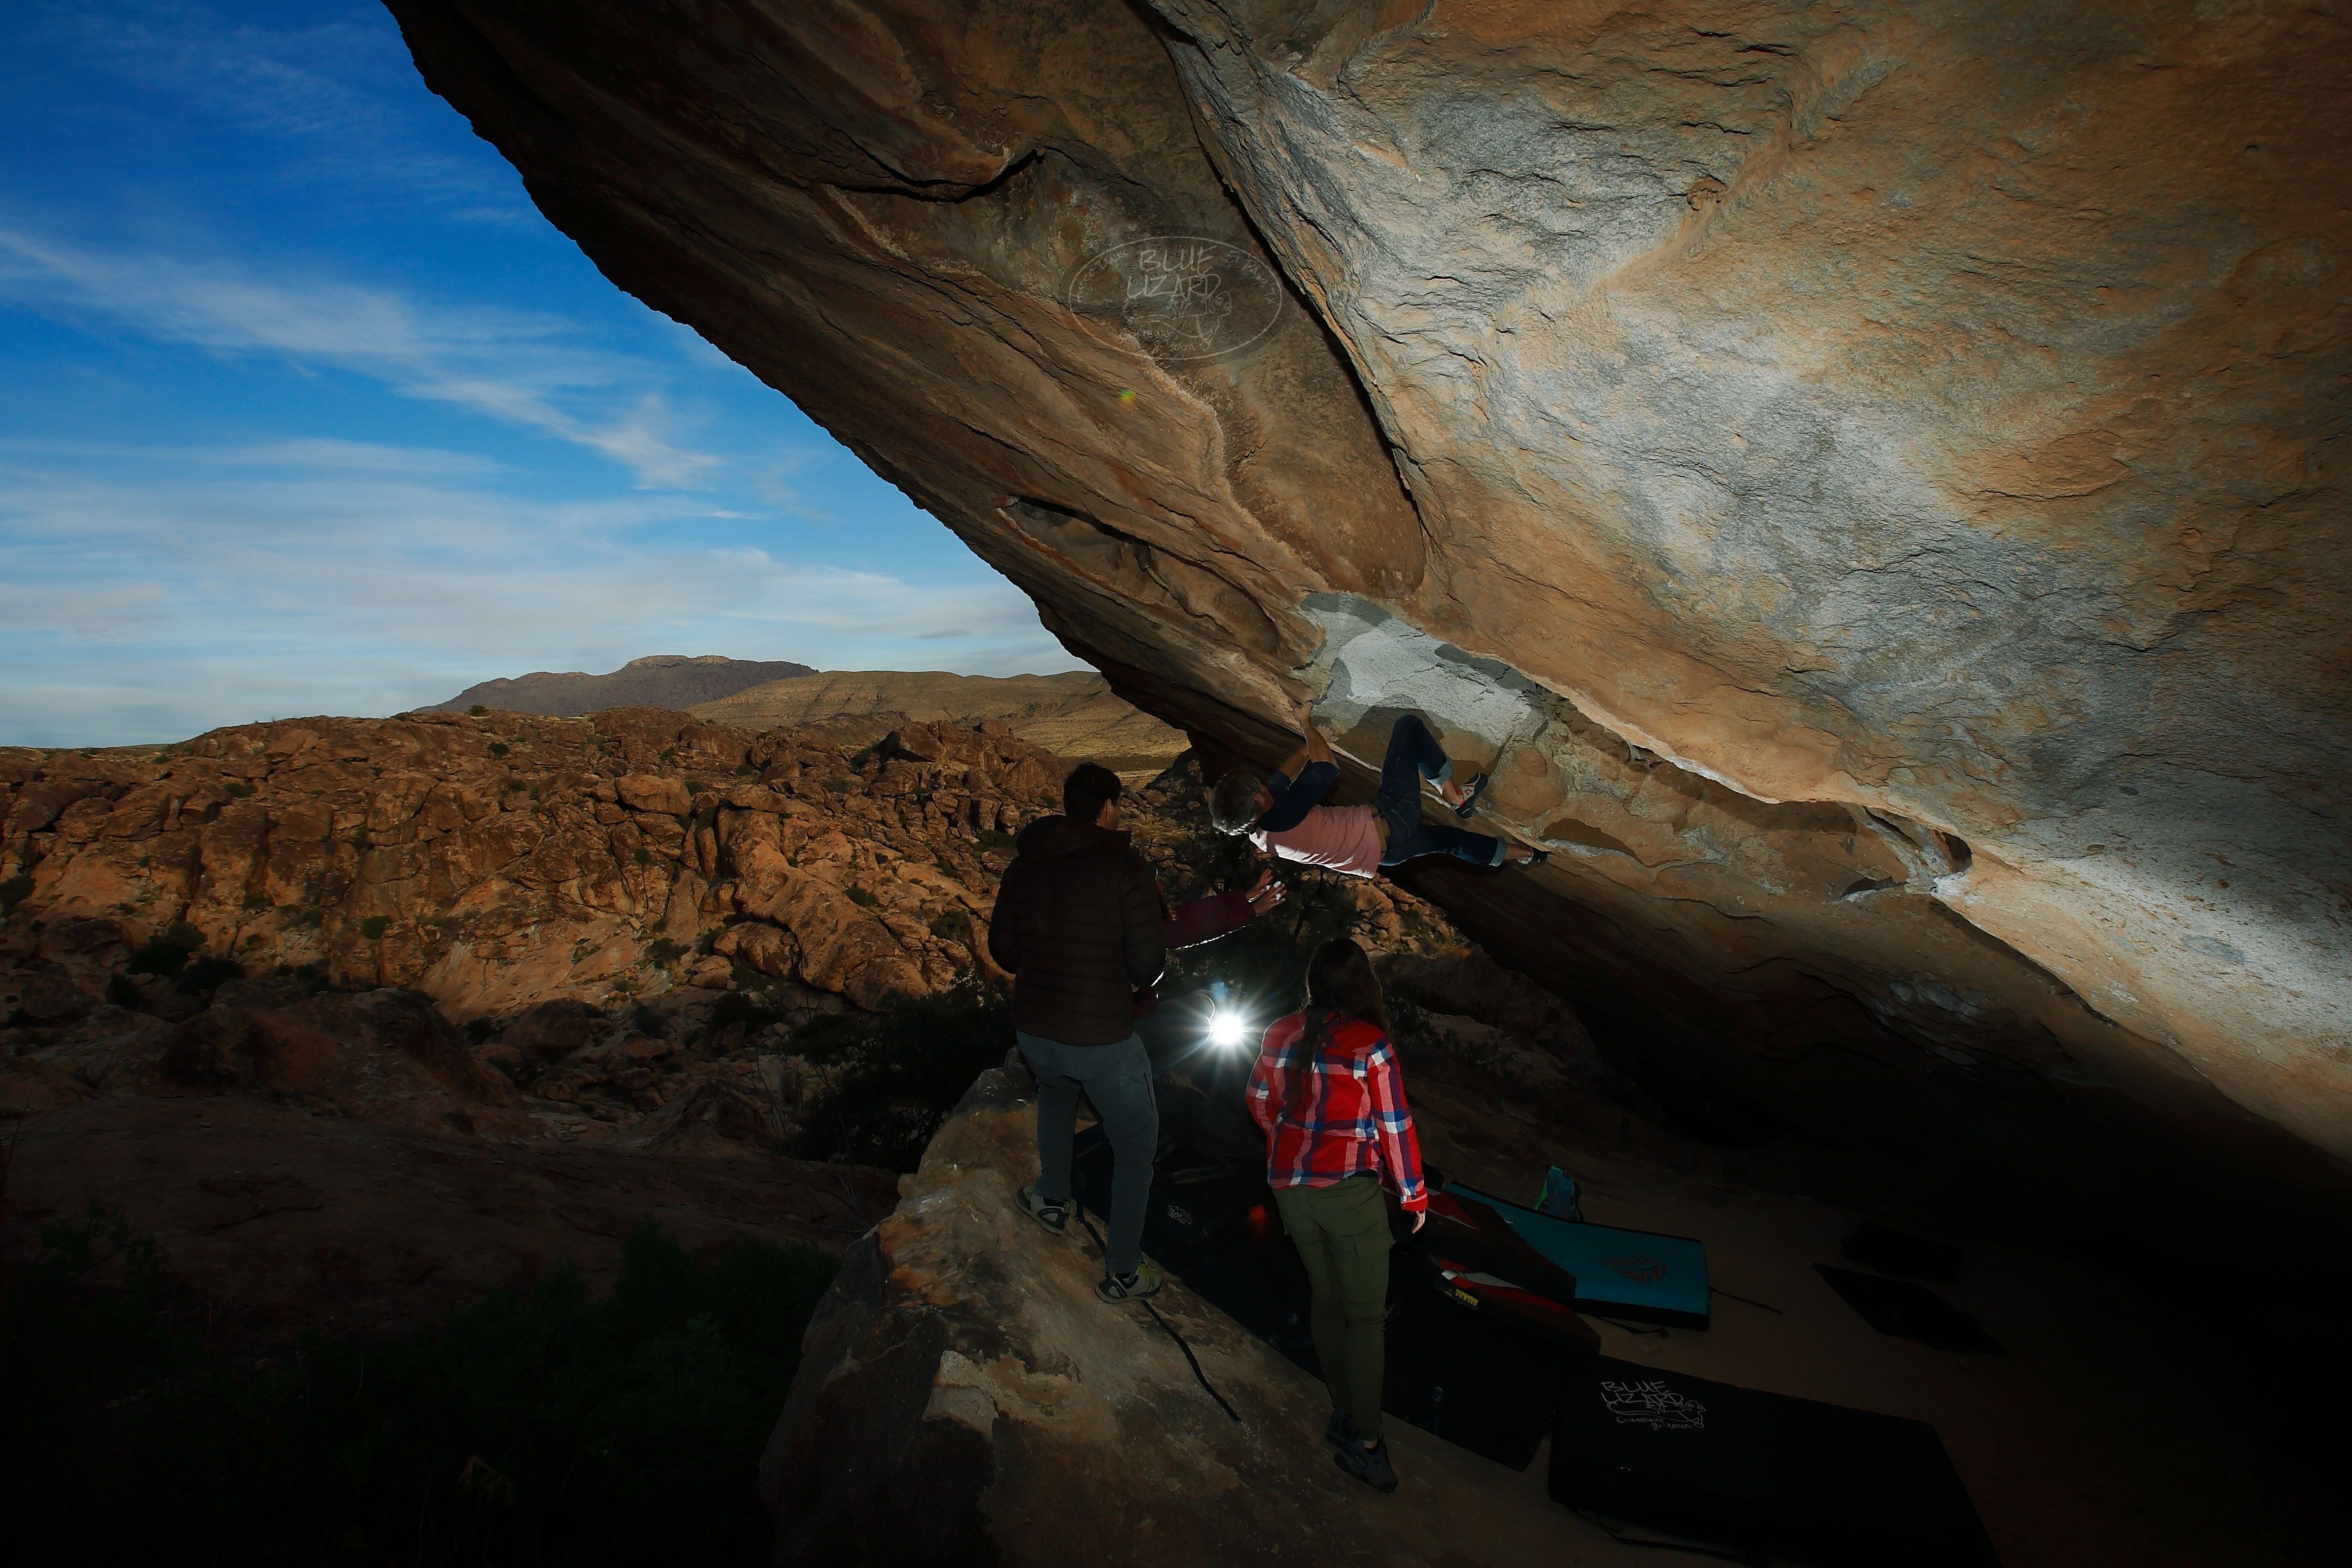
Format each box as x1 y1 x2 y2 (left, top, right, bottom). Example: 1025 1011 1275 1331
614 773 691 816
380 0 2352 1227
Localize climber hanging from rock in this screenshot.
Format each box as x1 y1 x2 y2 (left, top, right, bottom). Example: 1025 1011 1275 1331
1208 699 1546 878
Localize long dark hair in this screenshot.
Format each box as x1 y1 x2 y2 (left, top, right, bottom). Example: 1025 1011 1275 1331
1281 938 1389 1123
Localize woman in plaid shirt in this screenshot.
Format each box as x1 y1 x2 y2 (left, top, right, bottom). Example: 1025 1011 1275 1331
1246 937 1428 1493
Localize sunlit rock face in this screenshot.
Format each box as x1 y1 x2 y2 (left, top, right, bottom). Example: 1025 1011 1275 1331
385 1 2350 1216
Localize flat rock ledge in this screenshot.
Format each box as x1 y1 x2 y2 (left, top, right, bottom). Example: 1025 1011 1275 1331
758 1066 1655 1567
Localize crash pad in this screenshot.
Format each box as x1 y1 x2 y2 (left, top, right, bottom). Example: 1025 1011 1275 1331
1552 1356 2003 1567
1814 1265 2002 1353
1447 1183 1712 1330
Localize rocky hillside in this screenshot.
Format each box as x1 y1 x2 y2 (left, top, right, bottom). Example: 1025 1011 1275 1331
1 708 1461 1148
382 0 2352 1226
0 703 1472 1336
427 653 814 716
689 669 1186 775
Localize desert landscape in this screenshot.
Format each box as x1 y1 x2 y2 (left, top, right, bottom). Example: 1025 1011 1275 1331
5 0 2347 1564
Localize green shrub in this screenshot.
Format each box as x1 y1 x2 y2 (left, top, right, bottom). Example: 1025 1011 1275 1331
0 873 33 915
240 892 271 910
468 703 489 716
634 846 652 867
281 905 323 930
785 981 1012 1169
975 828 1016 853
359 915 391 940
126 921 205 977
927 910 968 942
646 938 687 968
222 780 254 799
844 885 881 910
3 1213 835 1567
709 989 783 1034
487 741 509 758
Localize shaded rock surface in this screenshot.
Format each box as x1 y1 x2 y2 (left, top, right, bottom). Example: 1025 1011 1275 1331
1 1094 894 1351
381 0 2352 1220
766 1061 2344 1566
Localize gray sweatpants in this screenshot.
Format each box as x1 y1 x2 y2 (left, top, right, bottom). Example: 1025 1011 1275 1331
1018 1030 1159 1277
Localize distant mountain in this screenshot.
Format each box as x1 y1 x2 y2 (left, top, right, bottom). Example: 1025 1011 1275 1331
689 669 1187 776
426 655 818 717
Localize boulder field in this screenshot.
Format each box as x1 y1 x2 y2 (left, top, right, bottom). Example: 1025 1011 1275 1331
377 0 2351 1223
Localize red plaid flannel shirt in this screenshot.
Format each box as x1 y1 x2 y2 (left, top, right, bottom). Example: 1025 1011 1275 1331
1246 1010 1428 1213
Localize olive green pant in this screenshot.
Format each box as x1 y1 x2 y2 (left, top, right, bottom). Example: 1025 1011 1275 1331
1273 1175 1391 1440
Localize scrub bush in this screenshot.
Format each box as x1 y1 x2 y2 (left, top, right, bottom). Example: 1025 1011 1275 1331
785 981 1012 1169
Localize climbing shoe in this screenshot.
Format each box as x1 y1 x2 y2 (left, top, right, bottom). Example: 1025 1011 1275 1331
1520 848 1549 867
1095 1263 1165 1304
1324 1410 1358 1448
1451 771 1489 819
1334 1434 1399 1493
1015 1184 1069 1237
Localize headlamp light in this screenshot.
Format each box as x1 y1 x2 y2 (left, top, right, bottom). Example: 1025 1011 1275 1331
1207 1009 1248 1049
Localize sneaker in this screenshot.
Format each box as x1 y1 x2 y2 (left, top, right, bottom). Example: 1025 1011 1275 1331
1450 773 1489 820
1095 1263 1165 1303
1334 1434 1398 1493
1324 1410 1357 1448
1015 1184 1069 1236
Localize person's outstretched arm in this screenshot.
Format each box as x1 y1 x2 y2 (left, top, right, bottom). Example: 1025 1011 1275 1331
1297 699 1336 767
1367 1040 1428 1215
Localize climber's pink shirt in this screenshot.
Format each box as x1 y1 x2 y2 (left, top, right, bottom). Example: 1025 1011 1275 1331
1251 803 1382 879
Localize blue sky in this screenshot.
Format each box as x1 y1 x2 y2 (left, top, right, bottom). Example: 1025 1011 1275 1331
0 0 1075 746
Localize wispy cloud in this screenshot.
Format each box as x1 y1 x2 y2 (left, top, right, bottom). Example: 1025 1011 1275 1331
0 440 1072 746
32 0 526 220
0 226 719 486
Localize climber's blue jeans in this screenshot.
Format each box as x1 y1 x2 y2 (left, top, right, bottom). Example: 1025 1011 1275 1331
1375 714 1506 869
1018 1030 1159 1277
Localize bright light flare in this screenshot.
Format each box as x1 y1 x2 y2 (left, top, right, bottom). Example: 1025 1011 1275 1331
1207 1010 1248 1049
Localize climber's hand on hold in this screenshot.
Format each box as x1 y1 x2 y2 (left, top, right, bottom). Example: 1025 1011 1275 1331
1293 696 1315 735
1246 869 1286 912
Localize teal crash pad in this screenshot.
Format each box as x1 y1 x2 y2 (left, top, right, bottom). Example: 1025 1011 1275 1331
1447 1183 1712 1330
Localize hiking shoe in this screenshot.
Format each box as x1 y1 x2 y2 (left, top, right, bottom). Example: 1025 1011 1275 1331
1015 1184 1069 1237
1334 1435 1398 1493
1324 1410 1358 1448
1451 772 1489 819
1095 1263 1165 1304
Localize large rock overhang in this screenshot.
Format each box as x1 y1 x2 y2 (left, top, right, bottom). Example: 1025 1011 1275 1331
381 0 2351 1226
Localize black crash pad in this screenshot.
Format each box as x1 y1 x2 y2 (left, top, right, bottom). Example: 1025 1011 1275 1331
1814 1264 2002 1353
1552 1356 2002 1567
1069 1126 1585 1468
1841 1222 1963 1283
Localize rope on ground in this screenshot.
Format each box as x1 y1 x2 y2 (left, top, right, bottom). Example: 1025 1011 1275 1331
1594 1314 1671 1338
1708 1286 1782 1315
1073 1208 1242 1424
